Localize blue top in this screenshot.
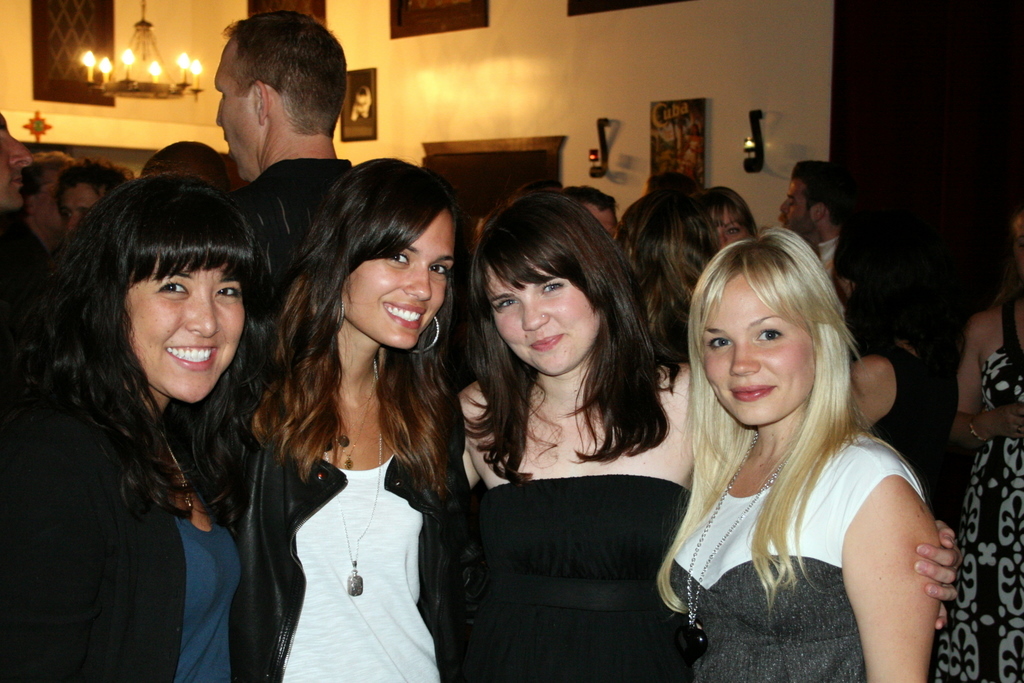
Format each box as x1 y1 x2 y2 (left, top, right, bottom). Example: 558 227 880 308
174 515 240 683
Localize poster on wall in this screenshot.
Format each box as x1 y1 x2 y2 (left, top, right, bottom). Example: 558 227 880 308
650 98 705 187
342 69 377 142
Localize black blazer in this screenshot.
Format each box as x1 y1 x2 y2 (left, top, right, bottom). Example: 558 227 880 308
0 409 186 681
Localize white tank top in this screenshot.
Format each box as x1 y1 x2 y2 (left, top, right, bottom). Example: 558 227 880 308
283 457 439 683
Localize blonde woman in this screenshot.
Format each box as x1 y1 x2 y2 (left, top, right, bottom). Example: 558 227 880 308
659 229 941 681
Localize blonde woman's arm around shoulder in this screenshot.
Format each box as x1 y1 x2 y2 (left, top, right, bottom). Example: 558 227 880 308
843 475 940 681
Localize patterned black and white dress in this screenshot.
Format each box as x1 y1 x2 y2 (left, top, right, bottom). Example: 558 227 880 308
935 301 1024 682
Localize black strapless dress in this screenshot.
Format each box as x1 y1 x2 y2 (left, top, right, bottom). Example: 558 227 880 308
464 475 690 682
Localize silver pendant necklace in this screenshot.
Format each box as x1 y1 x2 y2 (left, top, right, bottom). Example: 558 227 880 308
679 431 787 666
338 430 384 596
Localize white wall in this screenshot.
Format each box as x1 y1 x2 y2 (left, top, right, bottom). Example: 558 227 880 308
0 0 834 225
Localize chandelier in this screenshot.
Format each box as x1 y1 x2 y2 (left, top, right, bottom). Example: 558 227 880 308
80 1 203 100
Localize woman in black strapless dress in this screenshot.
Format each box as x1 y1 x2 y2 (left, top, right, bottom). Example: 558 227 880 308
459 192 693 682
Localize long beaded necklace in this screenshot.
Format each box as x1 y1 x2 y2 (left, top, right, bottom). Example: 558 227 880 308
678 432 787 666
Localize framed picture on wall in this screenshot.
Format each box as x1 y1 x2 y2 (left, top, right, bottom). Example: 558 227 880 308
341 69 377 142
391 0 487 39
650 98 705 188
569 0 692 16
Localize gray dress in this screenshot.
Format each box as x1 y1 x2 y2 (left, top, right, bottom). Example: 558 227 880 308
670 560 865 681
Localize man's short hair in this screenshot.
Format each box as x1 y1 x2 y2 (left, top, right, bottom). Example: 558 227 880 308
791 161 858 227
22 151 73 197
563 185 617 213
57 158 133 200
225 11 347 137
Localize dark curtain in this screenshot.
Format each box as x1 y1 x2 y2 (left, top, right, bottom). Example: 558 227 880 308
831 0 1024 312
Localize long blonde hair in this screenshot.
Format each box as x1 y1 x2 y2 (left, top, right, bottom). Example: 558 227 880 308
658 228 867 610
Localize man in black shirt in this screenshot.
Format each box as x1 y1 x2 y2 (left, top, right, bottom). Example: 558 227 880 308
215 11 352 285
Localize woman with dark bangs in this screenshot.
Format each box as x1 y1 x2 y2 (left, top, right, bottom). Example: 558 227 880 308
0 175 274 681
461 191 693 681
231 159 472 682
460 192 963 682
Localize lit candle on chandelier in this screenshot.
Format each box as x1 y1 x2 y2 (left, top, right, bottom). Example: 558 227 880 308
177 53 190 84
122 49 135 81
190 59 203 89
82 51 96 83
149 61 161 84
99 57 112 83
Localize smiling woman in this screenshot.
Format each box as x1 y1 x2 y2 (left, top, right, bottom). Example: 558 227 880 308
0 174 274 681
234 158 473 682
660 229 941 681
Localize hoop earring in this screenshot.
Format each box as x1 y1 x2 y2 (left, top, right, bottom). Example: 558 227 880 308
340 300 345 324
412 317 441 354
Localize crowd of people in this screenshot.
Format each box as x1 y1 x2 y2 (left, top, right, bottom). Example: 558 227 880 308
0 8 1017 683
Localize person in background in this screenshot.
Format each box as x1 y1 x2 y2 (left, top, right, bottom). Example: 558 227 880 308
142 141 231 192
0 110 32 420
834 210 961 498
0 152 72 339
563 185 618 235
779 160 857 276
56 157 133 232
215 10 351 283
0 175 273 681
936 204 1024 682
231 159 472 682
617 189 717 363
697 186 757 249
0 111 32 214
662 229 941 681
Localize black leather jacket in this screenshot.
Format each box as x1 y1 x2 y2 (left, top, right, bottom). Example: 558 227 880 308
229 427 471 682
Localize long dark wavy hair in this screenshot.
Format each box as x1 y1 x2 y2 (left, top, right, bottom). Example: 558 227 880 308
17 174 274 523
616 189 717 363
253 159 460 495
467 191 670 485
834 210 962 376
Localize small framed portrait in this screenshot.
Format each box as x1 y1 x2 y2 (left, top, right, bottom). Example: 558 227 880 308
341 69 377 142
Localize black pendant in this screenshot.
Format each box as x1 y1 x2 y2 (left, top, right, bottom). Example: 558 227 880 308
676 620 708 666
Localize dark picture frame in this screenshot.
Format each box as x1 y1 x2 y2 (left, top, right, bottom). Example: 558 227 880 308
391 0 487 39
31 0 114 106
568 0 692 16
341 69 377 142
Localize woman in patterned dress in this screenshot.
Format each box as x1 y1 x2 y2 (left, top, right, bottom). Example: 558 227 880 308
938 205 1024 682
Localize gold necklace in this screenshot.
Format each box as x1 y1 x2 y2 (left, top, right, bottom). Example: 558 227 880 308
167 448 193 511
333 357 379 470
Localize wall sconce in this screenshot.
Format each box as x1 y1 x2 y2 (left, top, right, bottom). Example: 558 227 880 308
744 109 764 173
590 117 611 178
